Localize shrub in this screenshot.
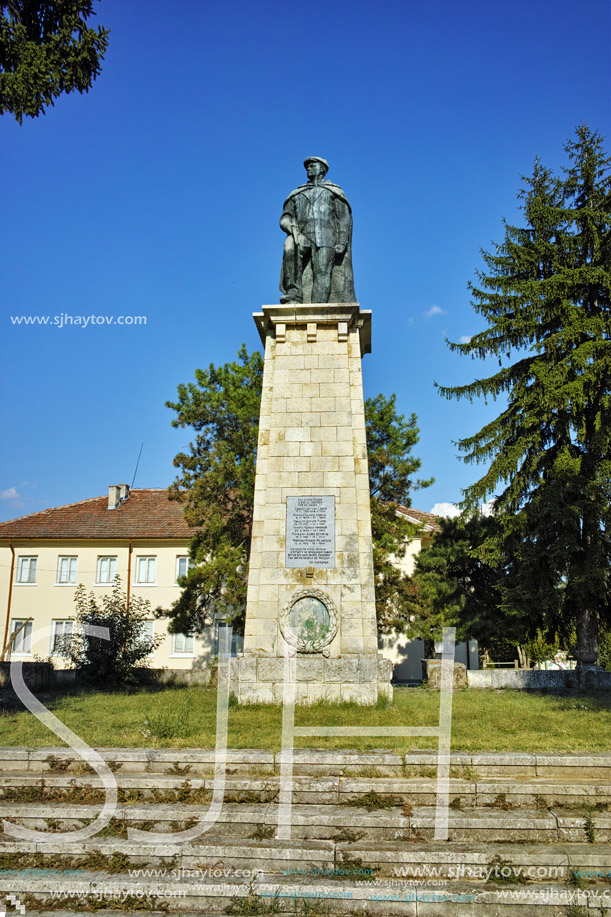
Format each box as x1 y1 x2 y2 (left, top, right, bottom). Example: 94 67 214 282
520 628 561 665
598 626 611 672
65 578 163 687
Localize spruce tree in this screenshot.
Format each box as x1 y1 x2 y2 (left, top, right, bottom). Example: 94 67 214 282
438 125 611 667
405 512 510 658
0 1 109 123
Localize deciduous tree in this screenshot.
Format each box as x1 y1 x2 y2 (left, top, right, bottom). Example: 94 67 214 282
404 511 520 659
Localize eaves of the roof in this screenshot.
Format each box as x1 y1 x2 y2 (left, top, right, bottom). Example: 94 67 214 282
0 489 191 540
396 505 441 534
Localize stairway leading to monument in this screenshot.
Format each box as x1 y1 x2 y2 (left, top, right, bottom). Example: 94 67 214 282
0 747 610 914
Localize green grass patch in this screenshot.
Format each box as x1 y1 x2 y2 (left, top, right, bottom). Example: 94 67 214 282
0 685 609 752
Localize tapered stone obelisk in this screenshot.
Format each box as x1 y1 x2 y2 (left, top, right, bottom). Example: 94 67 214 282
236 303 392 704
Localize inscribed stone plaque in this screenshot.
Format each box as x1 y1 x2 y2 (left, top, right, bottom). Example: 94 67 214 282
285 496 335 568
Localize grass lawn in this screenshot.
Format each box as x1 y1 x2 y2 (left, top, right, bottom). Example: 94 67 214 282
0 685 609 752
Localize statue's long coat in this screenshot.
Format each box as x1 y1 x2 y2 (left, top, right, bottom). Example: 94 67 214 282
279 181 356 303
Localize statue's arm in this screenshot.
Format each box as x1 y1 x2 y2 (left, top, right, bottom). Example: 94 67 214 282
334 198 352 251
280 197 297 235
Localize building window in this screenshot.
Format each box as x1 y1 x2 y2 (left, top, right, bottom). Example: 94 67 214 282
138 620 154 655
135 556 156 584
50 620 73 655
10 619 32 654
172 633 194 655
56 556 77 584
96 556 117 583
214 624 239 657
16 556 37 584
175 556 189 583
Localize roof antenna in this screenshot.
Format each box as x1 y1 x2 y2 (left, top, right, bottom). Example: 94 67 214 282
131 443 144 489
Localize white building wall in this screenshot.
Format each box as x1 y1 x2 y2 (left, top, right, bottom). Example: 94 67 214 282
1 530 456 682
0 539 222 670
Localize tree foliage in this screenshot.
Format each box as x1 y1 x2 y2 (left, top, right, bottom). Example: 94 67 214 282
520 627 562 666
599 625 611 672
403 512 509 657
66 578 162 686
404 512 576 664
164 350 430 638
365 393 433 632
0 0 109 123
165 345 263 635
437 125 611 666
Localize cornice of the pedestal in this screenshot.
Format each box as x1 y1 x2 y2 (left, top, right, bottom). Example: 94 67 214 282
253 303 372 356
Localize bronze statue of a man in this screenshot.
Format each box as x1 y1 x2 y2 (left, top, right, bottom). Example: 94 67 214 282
279 157 356 304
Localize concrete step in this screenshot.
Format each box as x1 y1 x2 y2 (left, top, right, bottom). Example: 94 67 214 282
0 800 410 841
1 769 610 809
2 874 611 915
2 748 610 912
3 746 611 780
0 801 609 844
1 834 610 881
13 913 206 917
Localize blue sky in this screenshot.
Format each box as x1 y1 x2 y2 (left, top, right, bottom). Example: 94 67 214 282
1 0 609 522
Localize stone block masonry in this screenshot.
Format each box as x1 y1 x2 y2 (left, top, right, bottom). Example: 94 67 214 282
237 303 392 704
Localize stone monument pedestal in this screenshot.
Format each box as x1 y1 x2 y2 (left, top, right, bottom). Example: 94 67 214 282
237 303 393 705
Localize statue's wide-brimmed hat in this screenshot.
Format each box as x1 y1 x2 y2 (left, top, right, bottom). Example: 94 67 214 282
303 156 329 173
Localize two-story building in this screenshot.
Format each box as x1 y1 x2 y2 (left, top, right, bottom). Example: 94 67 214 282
0 484 474 680
0 485 226 669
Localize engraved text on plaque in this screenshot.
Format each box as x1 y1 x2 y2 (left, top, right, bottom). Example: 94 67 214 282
285 496 335 568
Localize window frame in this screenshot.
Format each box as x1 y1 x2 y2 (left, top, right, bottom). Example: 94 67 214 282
138 620 155 656
175 555 189 584
96 555 118 584
56 556 77 585
15 556 37 585
49 619 74 655
135 555 157 586
10 619 33 655
171 632 195 656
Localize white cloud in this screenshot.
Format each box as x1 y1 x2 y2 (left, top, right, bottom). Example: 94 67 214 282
424 305 446 319
430 500 496 520
459 335 472 344
430 502 461 518
0 486 25 510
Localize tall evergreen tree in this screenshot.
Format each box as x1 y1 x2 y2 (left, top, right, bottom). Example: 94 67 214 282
404 512 518 659
0 1 109 123
438 125 611 666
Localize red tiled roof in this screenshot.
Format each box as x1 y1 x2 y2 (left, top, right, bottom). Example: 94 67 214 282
0 490 191 540
396 505 442 533
0 489 440 540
